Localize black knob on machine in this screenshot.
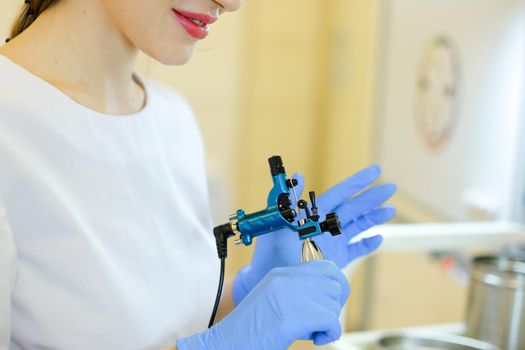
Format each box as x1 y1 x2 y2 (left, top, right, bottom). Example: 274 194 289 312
320 212 343 236
309 191 320 221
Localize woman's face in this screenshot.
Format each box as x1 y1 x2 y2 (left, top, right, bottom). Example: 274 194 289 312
101 0 242 65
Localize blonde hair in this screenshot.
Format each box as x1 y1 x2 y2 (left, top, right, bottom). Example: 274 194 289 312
7 0 58 42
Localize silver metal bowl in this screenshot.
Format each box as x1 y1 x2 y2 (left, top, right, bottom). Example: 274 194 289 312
375 332 501 350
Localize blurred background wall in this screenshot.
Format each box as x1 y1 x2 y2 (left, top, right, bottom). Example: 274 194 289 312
0 1 471 349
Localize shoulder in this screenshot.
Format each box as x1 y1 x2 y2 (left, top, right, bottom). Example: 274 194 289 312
142 76 203 128
142 76 194 115
138 74 206 151
0 59 24 107
0 55 51 121
143 76 200 130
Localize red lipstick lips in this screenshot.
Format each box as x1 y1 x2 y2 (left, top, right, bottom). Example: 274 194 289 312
172 9 217 40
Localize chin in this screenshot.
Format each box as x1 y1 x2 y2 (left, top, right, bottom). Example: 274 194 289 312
142 44 195 66
151 46 193 66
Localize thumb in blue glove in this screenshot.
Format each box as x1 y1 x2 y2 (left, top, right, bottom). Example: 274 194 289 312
233 164 396 305
177 260 350 350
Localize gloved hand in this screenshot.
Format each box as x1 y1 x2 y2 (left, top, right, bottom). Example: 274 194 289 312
176 261 350 350
233 164 396 304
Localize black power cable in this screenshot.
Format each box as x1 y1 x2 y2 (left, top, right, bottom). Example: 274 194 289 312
208 257 225 328
208 223 235 328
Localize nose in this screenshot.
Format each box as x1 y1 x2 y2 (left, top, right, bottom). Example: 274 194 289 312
214 0 242 13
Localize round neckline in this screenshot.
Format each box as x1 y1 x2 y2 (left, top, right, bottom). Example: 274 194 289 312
0 54 151 119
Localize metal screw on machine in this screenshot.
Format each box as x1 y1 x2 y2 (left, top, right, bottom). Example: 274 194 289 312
297 190 343 262
297 198 323 262
300 212 343 262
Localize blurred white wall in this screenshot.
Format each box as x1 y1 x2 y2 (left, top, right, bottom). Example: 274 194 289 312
0 2 21 38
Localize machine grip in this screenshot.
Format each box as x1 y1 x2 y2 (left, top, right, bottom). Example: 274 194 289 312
301 238 324 262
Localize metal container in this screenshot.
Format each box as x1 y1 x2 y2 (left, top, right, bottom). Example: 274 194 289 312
466 256 525 350
375 332 501 350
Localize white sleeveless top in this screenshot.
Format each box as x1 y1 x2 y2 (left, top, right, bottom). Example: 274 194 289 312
0 55 219 350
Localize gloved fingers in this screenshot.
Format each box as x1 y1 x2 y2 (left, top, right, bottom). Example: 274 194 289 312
344 235 384 262
334 184 397 225
311 317 343 345
310 291 344 318
339 205 396 237
304 260 350 305
291 290 342 339
293 271 346 318
309 277 350 309
295 306 341 344
317 164 382 212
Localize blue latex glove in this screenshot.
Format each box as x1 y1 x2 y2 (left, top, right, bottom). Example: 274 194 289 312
176 261 350 350
233 164 396 304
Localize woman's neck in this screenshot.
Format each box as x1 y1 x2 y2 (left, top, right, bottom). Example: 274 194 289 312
0 0 145 116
